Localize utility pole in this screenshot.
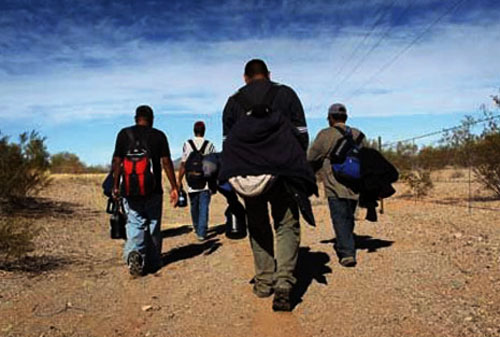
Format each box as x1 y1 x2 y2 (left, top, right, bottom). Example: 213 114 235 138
378 136 384 214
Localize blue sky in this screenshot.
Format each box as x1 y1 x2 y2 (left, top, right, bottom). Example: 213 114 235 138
1 0 499 165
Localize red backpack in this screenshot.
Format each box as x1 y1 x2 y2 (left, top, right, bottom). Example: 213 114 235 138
121 129 156 197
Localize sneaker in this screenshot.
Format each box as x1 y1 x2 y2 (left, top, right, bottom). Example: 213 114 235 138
272 287 292 311
253 283 273 298
197 235 206 242
339 256 357 267
127 251 144 277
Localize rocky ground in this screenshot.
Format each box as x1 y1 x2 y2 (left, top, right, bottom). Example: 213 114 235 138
1 174 499 337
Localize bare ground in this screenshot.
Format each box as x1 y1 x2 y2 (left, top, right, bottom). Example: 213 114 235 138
1 174 499 337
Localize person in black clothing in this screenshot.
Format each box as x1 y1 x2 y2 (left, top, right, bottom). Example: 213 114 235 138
221 59 312 311
112 105 179 276
223 60 309 150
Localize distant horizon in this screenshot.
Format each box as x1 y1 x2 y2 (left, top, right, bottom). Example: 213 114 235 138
1 0 499 165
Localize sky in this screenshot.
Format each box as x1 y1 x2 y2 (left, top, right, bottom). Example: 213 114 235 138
1 0 499 165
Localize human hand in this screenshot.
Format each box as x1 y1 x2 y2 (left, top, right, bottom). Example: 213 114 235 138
112 187 120 201
170 188 179 207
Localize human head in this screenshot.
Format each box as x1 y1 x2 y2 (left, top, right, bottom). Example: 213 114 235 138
194 121 206 137
135 105 154 126
244 59 270 83
327 103 348 126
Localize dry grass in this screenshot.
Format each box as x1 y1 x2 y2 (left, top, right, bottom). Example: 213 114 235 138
0 172 499 337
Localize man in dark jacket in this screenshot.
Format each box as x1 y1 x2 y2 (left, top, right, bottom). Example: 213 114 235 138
112 105 179 276
221 59 312 311
308 103 367 267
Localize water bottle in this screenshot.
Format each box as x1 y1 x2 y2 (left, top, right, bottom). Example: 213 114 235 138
177 187 188 208
225 208 247 239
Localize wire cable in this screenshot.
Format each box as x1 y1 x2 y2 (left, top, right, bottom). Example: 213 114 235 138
333 0 415 97
383 113 500 148
346 0 468 100
331 0 398 87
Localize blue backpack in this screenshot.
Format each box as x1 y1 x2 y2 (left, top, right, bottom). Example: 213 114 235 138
329 126 364 181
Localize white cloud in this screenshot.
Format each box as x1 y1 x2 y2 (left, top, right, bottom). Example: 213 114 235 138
0 7 499 128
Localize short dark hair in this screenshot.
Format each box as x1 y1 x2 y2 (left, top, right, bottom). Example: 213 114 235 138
329 113 347 123
135 105 154 124
244 59 269 78
194 121 205 136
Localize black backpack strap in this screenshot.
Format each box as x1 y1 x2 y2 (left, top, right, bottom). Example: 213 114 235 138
262 84 281 106
199 140 209 154
126 128 136 151
128 127 152 153
188 139 199 153
233 91 253 112
233 84 281 111
334 126 363 148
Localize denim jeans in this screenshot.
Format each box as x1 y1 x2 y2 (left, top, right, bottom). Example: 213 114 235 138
328 197 358 259
123 193 163 270
188 190 211 238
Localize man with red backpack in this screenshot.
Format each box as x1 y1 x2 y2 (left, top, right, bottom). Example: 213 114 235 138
177 121 216 241
112 105 179 277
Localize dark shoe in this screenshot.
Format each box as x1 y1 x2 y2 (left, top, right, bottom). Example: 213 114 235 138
339 256 357 267
272 287 292 312
128 251 144 277
253 283 273 298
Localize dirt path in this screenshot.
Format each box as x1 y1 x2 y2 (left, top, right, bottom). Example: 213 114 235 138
1 175 499 337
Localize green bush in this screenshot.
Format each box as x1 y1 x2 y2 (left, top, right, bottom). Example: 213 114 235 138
401 169 434 198
473 133 500 197
50 151 86 174
0 130 51 202
0 217 39 261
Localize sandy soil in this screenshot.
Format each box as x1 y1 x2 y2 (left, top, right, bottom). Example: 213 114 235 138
1 174 499 337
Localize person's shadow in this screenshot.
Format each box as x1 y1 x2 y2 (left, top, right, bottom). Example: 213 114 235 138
161 225 193 238
291 247 332 310
161 239 222 267
320 234 394 253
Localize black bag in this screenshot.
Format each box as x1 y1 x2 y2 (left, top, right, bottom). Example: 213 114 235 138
185 140 209 189
330 126 364 182
102 171 113 197
233 84 281 118
106 198 127 240
121 129 156 197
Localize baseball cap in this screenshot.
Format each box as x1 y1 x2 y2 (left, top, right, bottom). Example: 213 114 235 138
328 103 347 116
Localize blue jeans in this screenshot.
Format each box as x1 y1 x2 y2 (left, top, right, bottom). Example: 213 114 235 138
123 194 163 270
188 190 211 238
328 197 358 259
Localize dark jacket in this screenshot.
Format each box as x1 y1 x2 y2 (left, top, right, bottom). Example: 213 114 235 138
219 107 318 226
338 148 398 221
222 79 309 151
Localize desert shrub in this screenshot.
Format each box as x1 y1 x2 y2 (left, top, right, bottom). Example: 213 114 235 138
450 170 465 179
382 142 417 172
401 169 434 198
0 217 39 261
473 133 500 197
50 152 86 173
0 131 51 202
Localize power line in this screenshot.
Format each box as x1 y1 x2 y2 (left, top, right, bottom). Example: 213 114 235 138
346 0 468 100
383 113 500 148
333 0 414 97
331 0 398 87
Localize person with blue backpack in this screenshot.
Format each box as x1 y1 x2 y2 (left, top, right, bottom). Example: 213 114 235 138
308 103 367 267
